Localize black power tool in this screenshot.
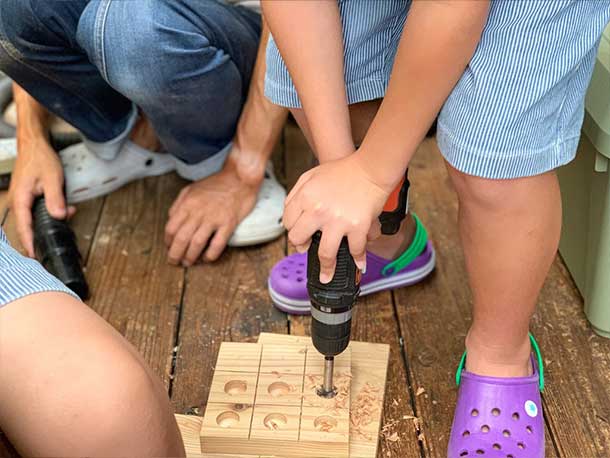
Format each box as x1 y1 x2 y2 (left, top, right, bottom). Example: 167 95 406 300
33 196 90 300
308 170 410 397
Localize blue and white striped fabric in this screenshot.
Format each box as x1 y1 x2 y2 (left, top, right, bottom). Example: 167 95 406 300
265 0 610 179
0 228 77 308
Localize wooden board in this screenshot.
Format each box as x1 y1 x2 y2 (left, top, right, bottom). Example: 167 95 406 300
200 342 351 458
259 333 390 458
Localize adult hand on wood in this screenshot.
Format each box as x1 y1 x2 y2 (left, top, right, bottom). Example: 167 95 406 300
164 150 262 266
283 153 389 283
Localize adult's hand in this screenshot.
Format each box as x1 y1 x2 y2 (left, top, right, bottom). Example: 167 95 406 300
9 139 74 257
164 152 261 266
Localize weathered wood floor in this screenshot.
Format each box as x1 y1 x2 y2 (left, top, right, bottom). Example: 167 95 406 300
1 125 609 457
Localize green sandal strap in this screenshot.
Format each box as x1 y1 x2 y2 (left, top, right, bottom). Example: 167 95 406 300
381 213 428 277
455 333 545 392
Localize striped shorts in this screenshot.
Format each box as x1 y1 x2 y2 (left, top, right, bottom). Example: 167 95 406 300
0 229 76 308
265 0 610 179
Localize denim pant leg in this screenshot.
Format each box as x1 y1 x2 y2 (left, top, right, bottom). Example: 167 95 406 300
0 0 134 143
76 0 261 165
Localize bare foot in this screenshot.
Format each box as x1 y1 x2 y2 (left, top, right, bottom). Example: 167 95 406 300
130 111 162 152
366 213 417 260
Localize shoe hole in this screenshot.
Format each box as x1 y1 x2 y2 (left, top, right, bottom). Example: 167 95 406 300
502 429 511 438
298 262 305 266
517 442 525 450
459 452 468 457
281 274 288 279
462 430 470 438
526 425 533 434
481 425 490 433
297 277 303 282
512 412 520 421
476 450 484 455
102 177 118 185
507 455 514 458
491 408 501 417
145 158 154 167
471 409 479 417
73 187 90 194
493 444 501 450
296 269 303 274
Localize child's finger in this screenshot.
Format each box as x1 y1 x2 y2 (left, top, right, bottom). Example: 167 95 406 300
317 228 342 284
282 194 304 231
287 211 320 248
284 169 313 208
347 231 367 273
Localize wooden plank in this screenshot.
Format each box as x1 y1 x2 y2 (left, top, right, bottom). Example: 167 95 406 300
169 236 288 413
259 333 392 458
393 139 560 457
84 174 185 387
200 342 350 458
176 414 206 458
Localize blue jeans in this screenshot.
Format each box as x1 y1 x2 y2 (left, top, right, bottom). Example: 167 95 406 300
0 0 261 165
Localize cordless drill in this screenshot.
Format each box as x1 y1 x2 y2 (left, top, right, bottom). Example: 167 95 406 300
308 170 410 397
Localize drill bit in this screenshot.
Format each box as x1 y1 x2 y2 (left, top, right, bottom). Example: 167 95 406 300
317 356 336 398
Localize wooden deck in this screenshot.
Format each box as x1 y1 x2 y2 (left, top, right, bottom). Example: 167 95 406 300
2 125 610 457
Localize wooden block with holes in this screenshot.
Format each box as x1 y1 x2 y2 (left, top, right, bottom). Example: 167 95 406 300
200 342 351 458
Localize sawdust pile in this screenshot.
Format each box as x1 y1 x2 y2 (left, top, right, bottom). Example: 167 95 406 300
350 383 382 440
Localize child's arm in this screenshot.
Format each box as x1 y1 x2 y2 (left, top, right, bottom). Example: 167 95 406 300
271 1 491 281
358 0 491 192
261 0 354 162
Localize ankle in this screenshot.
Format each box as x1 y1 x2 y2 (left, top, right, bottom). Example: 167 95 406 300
464 329 532 378
367 213 417 260
130 112 162 152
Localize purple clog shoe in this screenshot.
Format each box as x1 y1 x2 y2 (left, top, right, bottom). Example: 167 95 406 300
448 335 545 458
268 213 435 314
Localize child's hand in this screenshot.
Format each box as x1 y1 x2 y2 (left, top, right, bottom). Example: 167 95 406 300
283 154 390 283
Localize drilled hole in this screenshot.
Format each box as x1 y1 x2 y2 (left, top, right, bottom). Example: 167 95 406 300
481 425 490 433
491 408 501 416
493 443 501 450
263 413 287 430
216 411 240 428
314 415 338 432
224 380 248 395
526 425 533 434
268 381 291 397
471 409 479 417
462 430 470 438
502 429 511 438
512 412 520 421
517 443 525 450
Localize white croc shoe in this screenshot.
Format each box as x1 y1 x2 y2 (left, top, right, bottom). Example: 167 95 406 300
61 141 175 204
228 163 286 247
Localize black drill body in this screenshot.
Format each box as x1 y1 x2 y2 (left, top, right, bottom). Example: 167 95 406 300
307 170 410 396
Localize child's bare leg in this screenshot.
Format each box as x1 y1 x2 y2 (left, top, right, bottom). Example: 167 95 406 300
291 101 417 259
0 292 185 457
447 164 561 377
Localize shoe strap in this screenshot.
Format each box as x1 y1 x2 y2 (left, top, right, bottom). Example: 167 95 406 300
381 212 428 277
455 333 545 392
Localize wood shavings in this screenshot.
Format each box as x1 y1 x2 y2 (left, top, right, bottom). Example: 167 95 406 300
386 432 400 442
416 387 426 396
350 383 382 440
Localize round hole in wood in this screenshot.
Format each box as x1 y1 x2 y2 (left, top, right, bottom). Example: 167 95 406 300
264 413 288 431
216 411 240 428
224 380 248 395
268 381 291 397
314 415 338 432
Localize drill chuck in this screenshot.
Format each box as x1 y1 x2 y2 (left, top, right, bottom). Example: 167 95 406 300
307 231 360 358
33 197 90 300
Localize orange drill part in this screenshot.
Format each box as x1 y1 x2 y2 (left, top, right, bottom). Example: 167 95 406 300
383 177 405 212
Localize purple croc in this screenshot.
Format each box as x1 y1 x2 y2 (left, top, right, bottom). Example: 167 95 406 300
448 334 545 458
268 213 435 314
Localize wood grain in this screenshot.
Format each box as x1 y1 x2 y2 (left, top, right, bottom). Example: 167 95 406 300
84 174 185 387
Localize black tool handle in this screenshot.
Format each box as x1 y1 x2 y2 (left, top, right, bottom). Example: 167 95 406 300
33 197 90 300
307 232 360 357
